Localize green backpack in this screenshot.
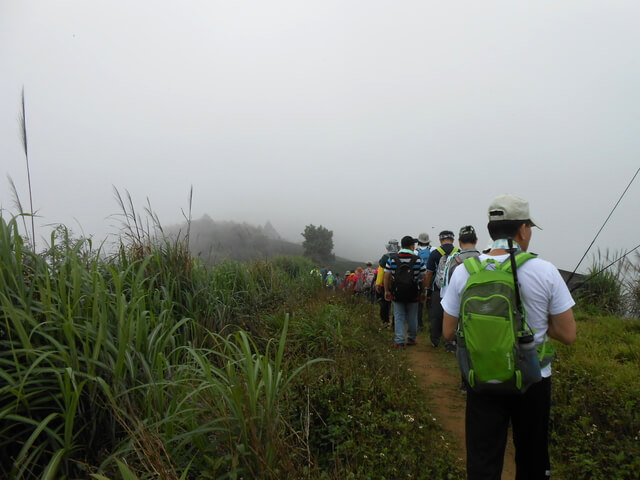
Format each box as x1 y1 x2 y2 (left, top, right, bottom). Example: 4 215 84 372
455 251 552 394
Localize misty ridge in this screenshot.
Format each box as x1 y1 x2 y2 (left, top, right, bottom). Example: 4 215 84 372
165 214 303 264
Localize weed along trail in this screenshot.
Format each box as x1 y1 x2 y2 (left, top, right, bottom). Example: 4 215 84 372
406 342 517 480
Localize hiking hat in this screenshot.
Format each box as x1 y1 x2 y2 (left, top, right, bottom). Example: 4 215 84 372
401 235 418 248
488 194 542 229
417 232 430 244
459 225 476 237
439 230 455 240
366 261 372 266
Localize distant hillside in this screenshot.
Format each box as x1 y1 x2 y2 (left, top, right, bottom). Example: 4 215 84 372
165 215 369 273
165 215 303 264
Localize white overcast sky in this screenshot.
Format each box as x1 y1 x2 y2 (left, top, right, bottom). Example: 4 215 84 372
1 1 639 271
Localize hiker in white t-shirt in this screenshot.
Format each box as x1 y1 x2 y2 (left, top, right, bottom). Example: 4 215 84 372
442 194 576 480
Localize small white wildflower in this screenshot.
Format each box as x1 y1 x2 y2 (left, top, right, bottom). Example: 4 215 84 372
363 454 368 459
380 452 385 457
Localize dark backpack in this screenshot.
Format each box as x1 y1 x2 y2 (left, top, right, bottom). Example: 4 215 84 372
391 255 420 302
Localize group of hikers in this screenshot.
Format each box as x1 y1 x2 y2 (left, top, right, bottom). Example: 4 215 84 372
324 194 578 480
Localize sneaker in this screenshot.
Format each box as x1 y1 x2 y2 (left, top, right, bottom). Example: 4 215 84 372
431 341 439 348
407 339 417 346
445 343 456 353
394 343 405 349
459 382 467 394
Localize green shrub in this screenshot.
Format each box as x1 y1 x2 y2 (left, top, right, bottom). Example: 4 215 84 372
575 251 625 316
551 314 640 479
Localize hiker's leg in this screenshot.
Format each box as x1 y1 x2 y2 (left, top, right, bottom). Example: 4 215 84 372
406 301 418 341
392 301 407 344
417 300 424 330
466 390 510 480
380 295 390 324
429 290 443 346
512 377 552 480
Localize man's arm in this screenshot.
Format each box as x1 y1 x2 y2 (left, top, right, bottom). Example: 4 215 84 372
384 272 393 301
424 271 434 290
547 309 576 345
443 312 458 340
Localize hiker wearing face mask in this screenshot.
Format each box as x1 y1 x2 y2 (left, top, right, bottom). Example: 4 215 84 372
424 230 459 347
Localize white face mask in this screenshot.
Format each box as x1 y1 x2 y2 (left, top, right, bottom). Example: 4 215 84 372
416 244 430 251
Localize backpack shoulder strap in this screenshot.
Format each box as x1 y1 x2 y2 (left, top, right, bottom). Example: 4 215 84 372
451 246 460 254
436 247 446 256
500 252 537 272
463 256 483 275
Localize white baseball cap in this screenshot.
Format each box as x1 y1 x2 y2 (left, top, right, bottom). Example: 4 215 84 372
488 194 542 229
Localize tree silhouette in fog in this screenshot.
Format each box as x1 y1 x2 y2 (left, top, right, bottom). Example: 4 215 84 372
301 224 334 265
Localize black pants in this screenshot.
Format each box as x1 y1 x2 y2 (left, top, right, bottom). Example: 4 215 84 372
378 290 391 324
429 288 443 345
465 377 552 480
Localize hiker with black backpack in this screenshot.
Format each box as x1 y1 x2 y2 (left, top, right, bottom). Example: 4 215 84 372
442 194 576 480
424 230 459 348
384 236 427 348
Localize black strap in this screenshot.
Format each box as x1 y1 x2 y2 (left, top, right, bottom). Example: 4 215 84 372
507 238 524 317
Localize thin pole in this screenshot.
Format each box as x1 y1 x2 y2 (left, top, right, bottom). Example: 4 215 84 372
570 243 640 293
567 167 640 284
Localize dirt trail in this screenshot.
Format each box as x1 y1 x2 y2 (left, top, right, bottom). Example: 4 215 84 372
406 341 516 480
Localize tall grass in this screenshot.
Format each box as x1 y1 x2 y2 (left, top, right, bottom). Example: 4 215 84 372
0 215 323 479
574 249 638 316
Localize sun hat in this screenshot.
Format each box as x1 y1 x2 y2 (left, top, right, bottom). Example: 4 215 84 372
488 194 542 229
417 232 430 244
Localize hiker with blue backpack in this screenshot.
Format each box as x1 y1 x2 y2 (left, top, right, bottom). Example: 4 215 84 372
442 194 576 480
384 236 427 348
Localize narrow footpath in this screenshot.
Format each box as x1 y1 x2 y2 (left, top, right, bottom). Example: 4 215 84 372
405 341 517 480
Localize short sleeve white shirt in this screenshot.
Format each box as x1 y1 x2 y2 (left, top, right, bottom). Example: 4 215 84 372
441 254 575 377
